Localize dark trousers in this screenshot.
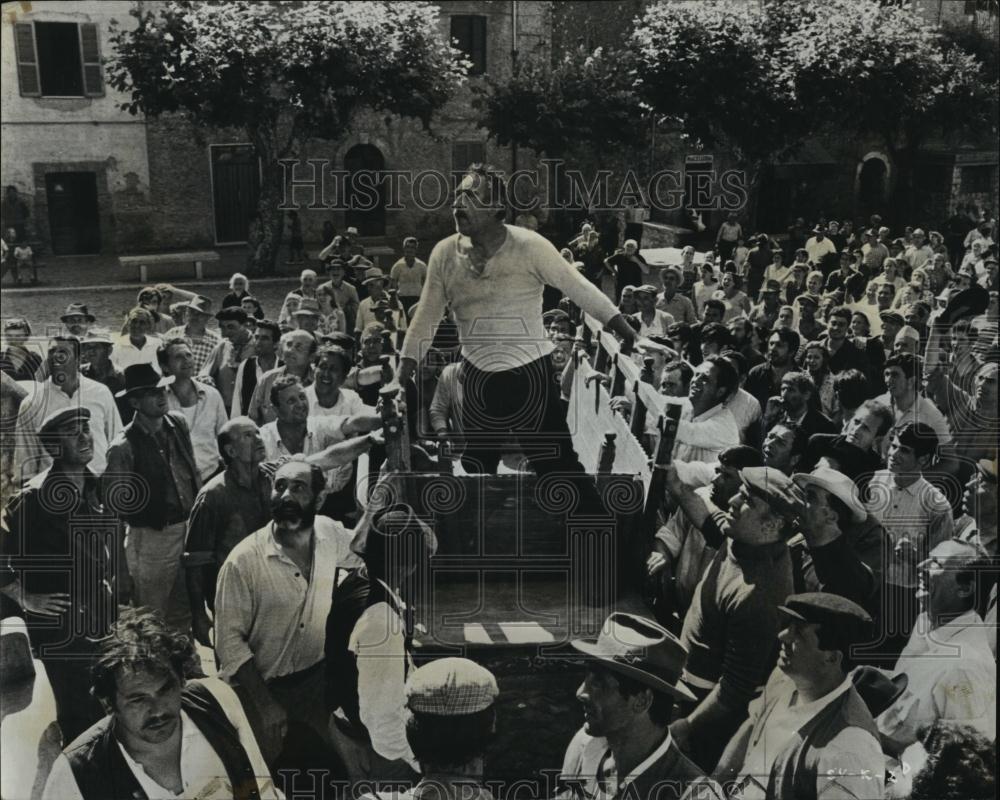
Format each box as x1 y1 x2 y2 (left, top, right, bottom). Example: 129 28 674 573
623 222 644 249
458 356 607 518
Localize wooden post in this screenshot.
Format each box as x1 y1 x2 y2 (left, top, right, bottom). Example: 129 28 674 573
596 432 617 474
379 383 411 472
641 403 682 536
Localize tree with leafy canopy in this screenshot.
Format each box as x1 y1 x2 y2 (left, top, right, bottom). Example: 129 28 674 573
107 0 467 273
786 0 997 221
631 1 822 224
631 0 997 226
478 42 647 240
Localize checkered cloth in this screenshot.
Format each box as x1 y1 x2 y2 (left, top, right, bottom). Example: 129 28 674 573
405 657 498 715
163 326 221 373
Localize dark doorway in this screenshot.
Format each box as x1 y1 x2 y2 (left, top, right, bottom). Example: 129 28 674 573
211 144 261 244
344 144 386 236
858 158 888 222
45 172 100 255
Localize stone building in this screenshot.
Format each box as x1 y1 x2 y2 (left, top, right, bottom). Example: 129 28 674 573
0 1 549 257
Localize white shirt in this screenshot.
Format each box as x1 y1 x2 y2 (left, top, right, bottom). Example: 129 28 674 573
350 578 417 767
560 727 721 800
631 308 675 338
805 236 836 265
259 415 353 495
42 678 280 800
674 401 741 463
215 519 361 682
734 671 883 800
304 384 368 417
875 392 952 455
724 389 762 442
864 472 954 588
166 381 227 480
111 334 164 374
402 226 621 372
14 375 122 482
878 609 996 750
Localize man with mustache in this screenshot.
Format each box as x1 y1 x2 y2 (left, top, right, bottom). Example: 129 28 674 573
215 459 363 771
42 607 278 800
717 593 883 800
400 164 643 517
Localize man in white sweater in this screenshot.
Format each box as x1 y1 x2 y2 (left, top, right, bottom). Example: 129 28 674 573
399 165 642 514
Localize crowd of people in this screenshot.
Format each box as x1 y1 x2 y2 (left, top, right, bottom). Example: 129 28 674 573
0 164 997 800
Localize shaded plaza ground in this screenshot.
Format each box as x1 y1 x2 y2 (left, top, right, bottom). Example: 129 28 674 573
1 249 318 332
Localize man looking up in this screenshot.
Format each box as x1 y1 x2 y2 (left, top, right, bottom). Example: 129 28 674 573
105 364 200 635
718 593 883 800
232 318 281 419
247 329 316 425
663 465 798 769
163 295 220 373
200 307 255 413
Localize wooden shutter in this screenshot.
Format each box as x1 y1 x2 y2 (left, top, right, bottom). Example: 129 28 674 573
14 23 41 97
79 23 104 97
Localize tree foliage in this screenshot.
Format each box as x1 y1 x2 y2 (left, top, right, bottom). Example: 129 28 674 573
477 43 646 161
107 1 467 270
631 0 998 221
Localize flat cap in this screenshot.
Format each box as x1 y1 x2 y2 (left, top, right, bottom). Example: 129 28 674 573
542 309 570 324
895 325 920 343
293 297 322 316
660 265 683 281
762 279 782 293
778 592 872 643
39 406 91 438
633 284 658 295
796 293 820 308
406 657 498 716
878 310 904 326
739 466 802 517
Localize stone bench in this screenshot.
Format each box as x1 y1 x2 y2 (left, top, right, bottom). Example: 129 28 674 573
119 251 221 283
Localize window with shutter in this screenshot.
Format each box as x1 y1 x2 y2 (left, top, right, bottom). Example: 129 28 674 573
13 23 41 97
79 23 105 97
450 15 487 76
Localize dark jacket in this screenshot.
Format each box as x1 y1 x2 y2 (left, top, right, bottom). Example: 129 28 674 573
104 411 200 528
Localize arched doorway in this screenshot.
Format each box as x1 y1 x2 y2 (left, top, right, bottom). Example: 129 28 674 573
343 143 386 236
857 157 888 222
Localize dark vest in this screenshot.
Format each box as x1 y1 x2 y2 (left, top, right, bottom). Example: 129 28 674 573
325 569 412 725
240 356 261 417
119 412 199 527
64 681 262 800
765 686 880 800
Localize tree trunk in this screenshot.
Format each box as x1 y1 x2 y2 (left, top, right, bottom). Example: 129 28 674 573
250 159 285 276
246 124 285 276
743 160 764 233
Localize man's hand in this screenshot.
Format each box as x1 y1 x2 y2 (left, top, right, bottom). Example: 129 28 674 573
397 357 417 384
659 463 684 495
20 591 71 616
257 695 288 755
610 396 633 416
646 550 670 577
192 612 214 648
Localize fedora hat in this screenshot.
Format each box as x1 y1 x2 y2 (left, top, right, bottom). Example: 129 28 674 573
792 466 866 523
181 295 213 315
60 303 96 323
571 613 695 702
851 666 908 718
362 267 387 285
115 363 174 398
